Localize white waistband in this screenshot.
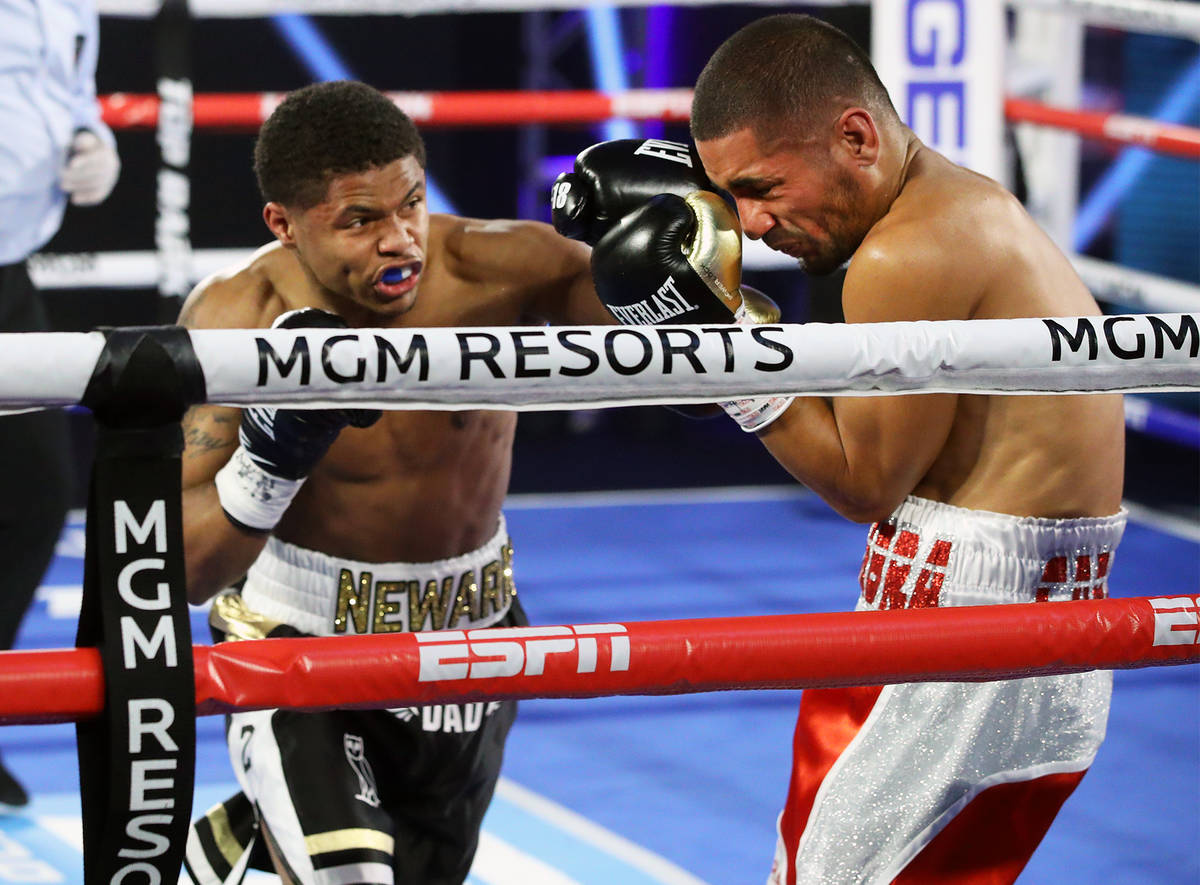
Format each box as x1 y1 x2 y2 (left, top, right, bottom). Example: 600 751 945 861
859 496 1127 609
241 516 514 636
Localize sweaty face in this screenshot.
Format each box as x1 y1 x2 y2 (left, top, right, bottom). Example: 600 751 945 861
696 128 867 277
286 155 430 318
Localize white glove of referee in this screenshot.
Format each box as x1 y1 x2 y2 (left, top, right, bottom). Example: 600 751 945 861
60 130 121 206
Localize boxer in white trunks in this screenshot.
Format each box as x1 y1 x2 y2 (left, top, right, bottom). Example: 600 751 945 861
179 80 610 885
569 14 1127 884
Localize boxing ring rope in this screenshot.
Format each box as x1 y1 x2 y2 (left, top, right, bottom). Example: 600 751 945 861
0 312 1194 725
94 0 1200 41
9 315 1200 450
32 87 1200 327
1 314 1198 413
93 89 1200 158
1005 97 1200 159
0 312 1195 885
99 89 700 130
1 596 1197 726
14 3 1189 880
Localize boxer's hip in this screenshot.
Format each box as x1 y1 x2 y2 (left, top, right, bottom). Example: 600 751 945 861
216 514 516 637
858 495 1127 610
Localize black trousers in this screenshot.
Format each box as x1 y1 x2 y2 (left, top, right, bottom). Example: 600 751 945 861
0 262 71 650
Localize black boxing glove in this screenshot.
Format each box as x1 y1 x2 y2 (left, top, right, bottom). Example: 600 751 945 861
214 308 381 532
551 138 723 245
591 191 794 432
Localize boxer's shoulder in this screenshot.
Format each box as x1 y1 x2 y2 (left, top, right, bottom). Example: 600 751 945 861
179 242 293 330
846 166 1019 323
844 217 977 324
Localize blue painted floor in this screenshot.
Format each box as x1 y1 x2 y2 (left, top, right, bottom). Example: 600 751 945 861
0 488 1196 884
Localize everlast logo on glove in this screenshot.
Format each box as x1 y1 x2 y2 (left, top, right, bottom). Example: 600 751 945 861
590 191 753 326
552 137 719 244
588 184 796 432
605 275 701 326
632 138 694 167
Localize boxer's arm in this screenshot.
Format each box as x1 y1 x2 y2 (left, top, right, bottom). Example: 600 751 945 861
756 240 963 523
532 227 614 326
180 404 270 603
177 275 277 603
459 218 613 325
181 295 382 602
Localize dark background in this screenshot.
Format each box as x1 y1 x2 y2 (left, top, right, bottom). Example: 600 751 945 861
36 4 1200 519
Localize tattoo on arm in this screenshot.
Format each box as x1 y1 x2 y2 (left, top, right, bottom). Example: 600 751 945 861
182 410 237 458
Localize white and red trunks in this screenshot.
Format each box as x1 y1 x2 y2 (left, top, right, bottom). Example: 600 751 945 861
769 496 1127 885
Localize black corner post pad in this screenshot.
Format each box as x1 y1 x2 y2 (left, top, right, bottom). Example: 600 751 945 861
76 325 205 885
81 325 207 431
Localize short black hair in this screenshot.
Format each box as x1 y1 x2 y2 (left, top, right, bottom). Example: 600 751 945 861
254 80 427 208
691 15 898 142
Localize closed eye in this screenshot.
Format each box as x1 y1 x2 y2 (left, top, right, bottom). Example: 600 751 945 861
743 185 776 200
729 177 781 201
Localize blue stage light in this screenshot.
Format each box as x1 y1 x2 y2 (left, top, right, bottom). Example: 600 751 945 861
584 7 637 141
1073 50 1200 252
270 13 458 215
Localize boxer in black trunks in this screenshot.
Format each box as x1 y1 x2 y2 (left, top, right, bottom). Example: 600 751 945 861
180 80 611 885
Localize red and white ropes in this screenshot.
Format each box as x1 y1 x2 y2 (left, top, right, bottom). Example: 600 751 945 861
36 87 1190 310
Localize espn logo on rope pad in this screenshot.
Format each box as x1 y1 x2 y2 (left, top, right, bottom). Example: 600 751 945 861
415 624 630 682
1149 597 1200 647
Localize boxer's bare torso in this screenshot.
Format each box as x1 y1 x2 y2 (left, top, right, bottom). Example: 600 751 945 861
180 162 603 602
699 130 1124 522
850 145 1124 519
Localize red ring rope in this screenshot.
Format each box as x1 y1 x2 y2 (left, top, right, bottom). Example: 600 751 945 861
1 595 1195 725
97 90 1200 158
1005 97 1200 159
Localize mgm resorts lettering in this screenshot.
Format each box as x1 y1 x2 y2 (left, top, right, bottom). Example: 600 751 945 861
110 499 186 875
254 325 794 387
1044 315 1199 361
252 314 1197 394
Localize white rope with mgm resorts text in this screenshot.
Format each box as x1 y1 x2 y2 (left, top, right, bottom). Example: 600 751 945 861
0 313 1196 413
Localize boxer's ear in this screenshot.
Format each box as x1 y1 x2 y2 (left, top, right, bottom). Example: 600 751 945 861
837 107 880 166
263 202 295 246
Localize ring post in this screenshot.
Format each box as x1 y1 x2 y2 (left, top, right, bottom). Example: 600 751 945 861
75 327 205 885
153 0 194 321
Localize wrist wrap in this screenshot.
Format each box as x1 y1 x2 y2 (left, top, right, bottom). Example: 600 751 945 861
720 306 794 432
214 445 306 532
